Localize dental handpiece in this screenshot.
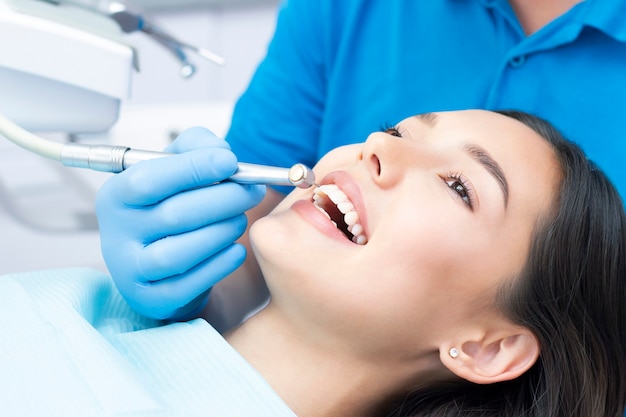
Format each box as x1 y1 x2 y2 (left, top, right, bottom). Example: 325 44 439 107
59 144 317 189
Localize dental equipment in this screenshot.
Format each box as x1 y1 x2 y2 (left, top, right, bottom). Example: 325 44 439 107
50 0 225 77
60 0 226 78
110 9 226 78
0 0 224 135
0 112 317 189
0 0 135 132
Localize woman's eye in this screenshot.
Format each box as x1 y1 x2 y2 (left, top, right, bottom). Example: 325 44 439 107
379 123 403 138
385 127 403 138
445 175 474 210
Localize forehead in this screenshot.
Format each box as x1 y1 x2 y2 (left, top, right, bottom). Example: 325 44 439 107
405 110 546 143
404 110 558 167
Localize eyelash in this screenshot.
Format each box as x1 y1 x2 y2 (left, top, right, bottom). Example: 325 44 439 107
444 172 475 210
380 123 403 138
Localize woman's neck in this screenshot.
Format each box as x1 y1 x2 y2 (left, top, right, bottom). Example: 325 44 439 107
508 0 582 35
225 304 443 417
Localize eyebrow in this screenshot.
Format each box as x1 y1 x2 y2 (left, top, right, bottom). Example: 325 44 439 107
415 112 438 127
412 112 509 207
464 144 509 208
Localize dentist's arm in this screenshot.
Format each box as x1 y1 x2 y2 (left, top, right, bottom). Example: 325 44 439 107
96 127 266 320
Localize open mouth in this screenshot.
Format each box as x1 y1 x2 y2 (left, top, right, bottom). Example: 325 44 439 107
312 184 367 245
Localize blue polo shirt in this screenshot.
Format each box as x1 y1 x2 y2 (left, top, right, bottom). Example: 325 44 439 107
226 0 626 198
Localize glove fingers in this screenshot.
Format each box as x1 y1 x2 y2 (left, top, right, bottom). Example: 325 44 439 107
141 182 265 242
164 126 231 153
127 244 247 320
138 215 249 280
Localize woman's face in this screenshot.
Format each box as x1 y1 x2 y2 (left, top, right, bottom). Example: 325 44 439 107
250 110 560 357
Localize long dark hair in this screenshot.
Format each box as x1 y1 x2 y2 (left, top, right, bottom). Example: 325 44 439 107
383 110 626 417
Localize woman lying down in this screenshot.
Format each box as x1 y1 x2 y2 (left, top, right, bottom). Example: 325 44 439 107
1 109 624 417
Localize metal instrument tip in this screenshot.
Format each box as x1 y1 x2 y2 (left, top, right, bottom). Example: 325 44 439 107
289 163 317 189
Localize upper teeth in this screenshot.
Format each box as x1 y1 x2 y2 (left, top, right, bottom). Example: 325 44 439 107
313 184 368 245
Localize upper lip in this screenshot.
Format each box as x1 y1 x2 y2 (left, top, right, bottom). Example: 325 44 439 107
316 171 369 240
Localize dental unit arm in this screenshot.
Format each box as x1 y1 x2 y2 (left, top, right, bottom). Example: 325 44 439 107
57 0 226 77
0 0 223 132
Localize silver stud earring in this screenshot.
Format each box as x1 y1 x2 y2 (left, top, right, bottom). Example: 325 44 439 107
449 347 459 359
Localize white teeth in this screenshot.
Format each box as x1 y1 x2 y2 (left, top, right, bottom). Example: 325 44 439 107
348 223 363 236
328 190 346 203
343 211 358 226
317 185 337 197
353 235 367 245
337 201 354 214
312 184 368 245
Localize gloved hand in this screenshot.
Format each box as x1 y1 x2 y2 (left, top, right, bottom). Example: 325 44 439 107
96 127 266 320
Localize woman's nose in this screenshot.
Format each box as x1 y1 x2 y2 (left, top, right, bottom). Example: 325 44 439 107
360 131 409 189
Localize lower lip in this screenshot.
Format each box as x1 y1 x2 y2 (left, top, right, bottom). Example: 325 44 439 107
291 200 353 244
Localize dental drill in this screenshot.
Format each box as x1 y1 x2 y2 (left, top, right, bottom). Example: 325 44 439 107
61 144 317 188
0 112 316 189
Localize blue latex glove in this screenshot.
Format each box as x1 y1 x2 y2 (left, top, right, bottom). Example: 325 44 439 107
96 127 266 320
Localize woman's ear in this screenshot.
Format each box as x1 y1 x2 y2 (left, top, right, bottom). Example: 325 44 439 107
440 327 540 384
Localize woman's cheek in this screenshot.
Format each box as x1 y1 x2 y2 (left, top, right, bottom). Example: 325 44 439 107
312 144 362 174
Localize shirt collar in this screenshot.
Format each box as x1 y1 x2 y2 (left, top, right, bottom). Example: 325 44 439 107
474 0 626 43
579 0 626 42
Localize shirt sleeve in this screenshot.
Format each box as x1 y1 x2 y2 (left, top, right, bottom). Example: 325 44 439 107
225 0 329 185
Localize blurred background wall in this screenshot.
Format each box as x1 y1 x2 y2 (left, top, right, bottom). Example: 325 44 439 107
0 0 281 273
